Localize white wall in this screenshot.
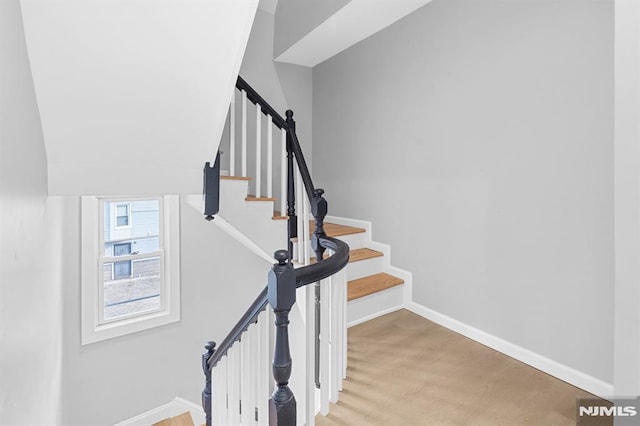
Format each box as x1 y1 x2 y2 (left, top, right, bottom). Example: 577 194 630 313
614 0 640 397
0 0 63 423
273 0 350 58
61 199 272 425
313 0 614 386
20 0 258 196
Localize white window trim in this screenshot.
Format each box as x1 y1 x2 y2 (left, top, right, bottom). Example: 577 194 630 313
81 195 181 345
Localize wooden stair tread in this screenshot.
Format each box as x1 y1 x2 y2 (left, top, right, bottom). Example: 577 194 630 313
272 210 288 220
323 222 366 237
292 222 366 241
246 195 277 202
347 272 404 301
311 247 383 264
221 175 251 181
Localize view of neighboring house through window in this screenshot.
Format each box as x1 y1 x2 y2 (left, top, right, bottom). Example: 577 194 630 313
115 203 131 228
101 199 162 321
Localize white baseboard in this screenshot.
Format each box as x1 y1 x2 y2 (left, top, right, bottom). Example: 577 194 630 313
347 304 404 328
114 397 205 426
405 301 614 399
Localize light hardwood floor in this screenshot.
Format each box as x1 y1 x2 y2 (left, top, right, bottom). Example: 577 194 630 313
316 309 604 426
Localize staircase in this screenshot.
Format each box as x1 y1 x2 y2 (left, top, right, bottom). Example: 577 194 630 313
213 175 409 327
198 76 411 426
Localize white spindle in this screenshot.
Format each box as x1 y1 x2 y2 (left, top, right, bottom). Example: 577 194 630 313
229 91 236 176
337 266 347 383
242 89 248 177
296 167 304 263
305 284 316 426
249 324 258 425
280 129 287 218
228 346 241 424
267 116 273 199
258 311 271 425
303 193 311 266
343 275 348 380
211 368 222 425
255 104 262 198
330 267 342 402
320 278 331 415
240 335 252 424
220 356 230 425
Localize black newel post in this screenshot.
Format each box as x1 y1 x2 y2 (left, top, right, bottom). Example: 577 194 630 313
202 341 216 426
285 110 297 257
268 250 297 425
311 188 328 262
203 151 221 221
310 188 328 388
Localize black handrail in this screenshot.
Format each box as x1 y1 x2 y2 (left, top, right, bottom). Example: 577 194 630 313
296 237 349 287
285 112 316 203
205 236 349 370
207 286 268 369
203 76 349 426
236 76 288 129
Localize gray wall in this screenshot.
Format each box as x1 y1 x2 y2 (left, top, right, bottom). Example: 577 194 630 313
56 9 315 424
0 0 64 423
313 0 614 383
274 0 350 59
61 198 271 425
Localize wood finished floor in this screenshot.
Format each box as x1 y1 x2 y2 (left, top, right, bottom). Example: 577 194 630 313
316 309 602 426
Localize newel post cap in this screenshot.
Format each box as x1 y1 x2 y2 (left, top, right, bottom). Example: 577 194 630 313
268 250 296 311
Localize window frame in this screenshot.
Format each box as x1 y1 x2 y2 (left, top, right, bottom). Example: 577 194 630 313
114 202 132 229
81 195 181 345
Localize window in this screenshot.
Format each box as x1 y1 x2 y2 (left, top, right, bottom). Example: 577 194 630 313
113 242 132 279
115 203 131 228
81 195 180 344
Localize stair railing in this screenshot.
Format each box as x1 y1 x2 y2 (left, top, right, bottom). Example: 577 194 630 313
202 76 350 425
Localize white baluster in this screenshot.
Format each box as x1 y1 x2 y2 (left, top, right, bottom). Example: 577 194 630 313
229 91 236 176
258 311 270 425
242 89 247 177
227 345 241 424
241 334 252 424
249 324 258 425
305 284 316 426
303 193 311 266
336 266 346 386
296 167 304 263
320 277 331 415
267 116 273 199
211 366 222 425
343 273 348 379
329 265 341 402
220 356 229 425
256 104 262 198
280 129 287 219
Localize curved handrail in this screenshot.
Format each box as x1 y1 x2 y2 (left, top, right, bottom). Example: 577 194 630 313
207 236 350 370
296 237 349 287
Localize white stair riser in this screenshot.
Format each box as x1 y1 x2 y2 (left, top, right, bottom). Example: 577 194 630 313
293 232 367 254
346 256 384 281
218 180 288 256
219 180 251 203
347 285 404 328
